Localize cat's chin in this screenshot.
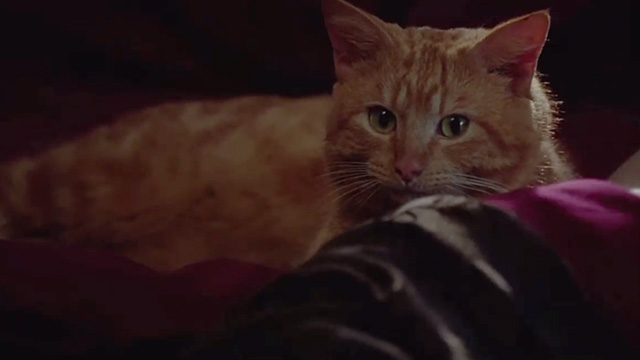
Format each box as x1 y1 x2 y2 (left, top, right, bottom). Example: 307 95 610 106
386 186 433 204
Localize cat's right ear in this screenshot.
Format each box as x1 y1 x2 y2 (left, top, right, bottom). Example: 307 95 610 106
322 0 390 80
471 10 551 99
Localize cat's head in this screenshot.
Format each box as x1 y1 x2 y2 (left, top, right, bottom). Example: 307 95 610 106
322 0 557 205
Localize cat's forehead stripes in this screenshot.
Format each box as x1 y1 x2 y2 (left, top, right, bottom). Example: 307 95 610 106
383 44 448 116
381 26 485 117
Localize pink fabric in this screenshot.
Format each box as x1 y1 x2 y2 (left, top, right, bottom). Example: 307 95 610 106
486 179 640 342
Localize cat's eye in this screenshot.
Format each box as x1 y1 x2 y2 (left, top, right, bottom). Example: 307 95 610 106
438 114 470 138
368 106 397 134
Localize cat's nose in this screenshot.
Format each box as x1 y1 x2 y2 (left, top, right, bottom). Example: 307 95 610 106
395 162 423 184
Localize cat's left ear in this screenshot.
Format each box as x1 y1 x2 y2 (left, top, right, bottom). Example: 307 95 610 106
472 10 550 98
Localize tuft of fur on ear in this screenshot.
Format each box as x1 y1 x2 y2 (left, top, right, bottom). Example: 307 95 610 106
321 0 390 80
472 10 551 98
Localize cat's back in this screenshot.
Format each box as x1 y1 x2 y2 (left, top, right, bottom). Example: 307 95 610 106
0 95 335 270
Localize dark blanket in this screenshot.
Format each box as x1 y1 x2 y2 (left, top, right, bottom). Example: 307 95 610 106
94 192 637 360
3 180 638 359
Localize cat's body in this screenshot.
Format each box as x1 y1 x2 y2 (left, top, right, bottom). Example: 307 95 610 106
0 96 338 269
0 0 573 270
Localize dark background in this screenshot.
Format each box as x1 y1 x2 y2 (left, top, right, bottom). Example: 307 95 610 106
0 0 638 176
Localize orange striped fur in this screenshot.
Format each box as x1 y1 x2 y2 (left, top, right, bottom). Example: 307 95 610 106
0 0 573 270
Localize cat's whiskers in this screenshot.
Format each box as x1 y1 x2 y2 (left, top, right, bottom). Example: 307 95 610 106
320 168 369 179
322 162 384 206
331 182 365 203
444 184 468 197
449 174 505 195
452 182 493 195
331 177 378 204
327 164 369 171
355 182 380 210
339 179 379 206
331 161 370 166
320 162 370 181
419 173 506 196
329 176 372 197
331 173 373 187
327 164 369 170
451 174 507 192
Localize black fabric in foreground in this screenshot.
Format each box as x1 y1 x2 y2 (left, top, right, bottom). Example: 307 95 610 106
31 195 636 359
171 195 634 360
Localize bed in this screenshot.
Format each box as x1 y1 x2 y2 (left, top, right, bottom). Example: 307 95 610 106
1 0 639 358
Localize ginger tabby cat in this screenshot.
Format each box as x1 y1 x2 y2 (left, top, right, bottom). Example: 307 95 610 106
0 0 572 271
